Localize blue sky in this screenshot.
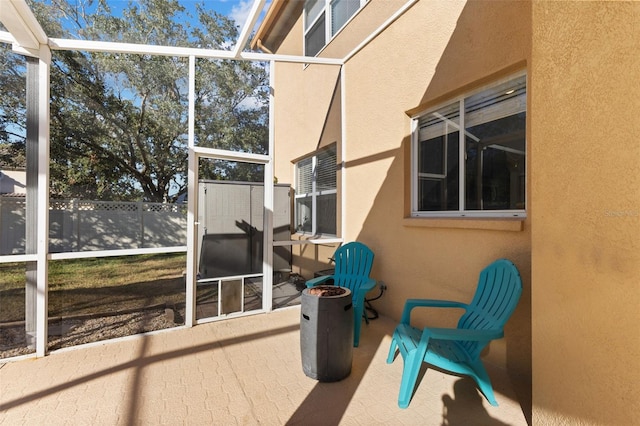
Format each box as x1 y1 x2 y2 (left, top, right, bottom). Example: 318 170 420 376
104 0 266 30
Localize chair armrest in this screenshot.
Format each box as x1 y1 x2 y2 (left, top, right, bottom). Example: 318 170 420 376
401 298 468 324
306 275 334 288
423 327 504 341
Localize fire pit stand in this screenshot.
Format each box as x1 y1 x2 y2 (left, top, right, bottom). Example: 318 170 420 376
300 285 353 382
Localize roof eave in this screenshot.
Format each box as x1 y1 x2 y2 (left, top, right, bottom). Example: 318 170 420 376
250 0 292 52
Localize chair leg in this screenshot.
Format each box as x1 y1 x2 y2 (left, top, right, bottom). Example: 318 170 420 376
353 305 363 347
398 348 426 409
469 360 498 406
386 335 398 364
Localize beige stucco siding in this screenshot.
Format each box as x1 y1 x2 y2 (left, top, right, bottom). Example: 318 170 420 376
341 0 531 374
272 62 342 181
319 0 408 59
272 61 344 271
271 0 533 412
531 1 640 424
265 0 640 422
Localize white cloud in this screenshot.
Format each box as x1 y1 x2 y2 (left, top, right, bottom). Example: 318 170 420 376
230 0 255 27
230 0 270 30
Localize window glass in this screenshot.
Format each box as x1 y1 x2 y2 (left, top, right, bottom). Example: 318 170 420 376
295 196 313 233
331 0 361 35
304 0 364 57
305 14 326 57
414 74 526 216
464 76 526 211
316 148 337 191
296 157 313 194
305 0 325 30
295 146 337 235
316 193 336 234
417 103 460 211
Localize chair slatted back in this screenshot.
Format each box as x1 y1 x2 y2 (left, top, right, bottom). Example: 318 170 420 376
457 259 523 360
333 242 375 298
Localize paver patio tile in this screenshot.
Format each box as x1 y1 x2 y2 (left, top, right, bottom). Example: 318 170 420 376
0 307 528 425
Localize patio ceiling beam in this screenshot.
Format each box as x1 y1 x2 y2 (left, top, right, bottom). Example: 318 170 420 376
49 37 343 65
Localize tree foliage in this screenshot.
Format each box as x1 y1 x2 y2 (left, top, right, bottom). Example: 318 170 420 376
0 0 269 201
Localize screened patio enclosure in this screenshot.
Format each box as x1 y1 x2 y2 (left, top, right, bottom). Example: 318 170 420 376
0 0 348 360
0 0 418 360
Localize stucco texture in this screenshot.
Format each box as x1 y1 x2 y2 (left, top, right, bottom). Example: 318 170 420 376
341 0 532 391
275 1 531 413
531 1 640 425
268 0 640 423
271 0 534 419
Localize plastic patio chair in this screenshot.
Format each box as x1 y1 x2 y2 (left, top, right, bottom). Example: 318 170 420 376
306 241 376 347
386 258 523 408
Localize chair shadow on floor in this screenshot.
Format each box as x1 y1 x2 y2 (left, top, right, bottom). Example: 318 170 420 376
440 379 510 426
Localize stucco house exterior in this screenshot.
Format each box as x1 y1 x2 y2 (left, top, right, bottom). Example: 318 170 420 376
252 1 640 424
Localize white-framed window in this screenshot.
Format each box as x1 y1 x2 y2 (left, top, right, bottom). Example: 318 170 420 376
412 73 527 218
304 0 367 57
295 145 337 235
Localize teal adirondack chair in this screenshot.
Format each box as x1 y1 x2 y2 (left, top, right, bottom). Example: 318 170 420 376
386 259 522 408
306 242 376 347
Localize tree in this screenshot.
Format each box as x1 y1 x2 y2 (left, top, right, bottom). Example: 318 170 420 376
0 0 269 201
0 41 27 169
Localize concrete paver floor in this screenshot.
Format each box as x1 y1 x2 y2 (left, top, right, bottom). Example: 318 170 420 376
0 307 528 425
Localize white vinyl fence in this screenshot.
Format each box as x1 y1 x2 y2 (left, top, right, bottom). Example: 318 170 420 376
0 197 187 255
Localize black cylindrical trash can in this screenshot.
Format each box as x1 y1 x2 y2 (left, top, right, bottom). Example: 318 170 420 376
300 286 353 382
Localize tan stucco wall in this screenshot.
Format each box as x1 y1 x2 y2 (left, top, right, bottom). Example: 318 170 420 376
319 0 407 59
342 0 532 414
272 61 343 274
531 2 640 424
271 0 533 417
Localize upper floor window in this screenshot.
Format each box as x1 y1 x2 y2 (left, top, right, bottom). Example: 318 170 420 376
412 73 527 218
304 0 366 57
295 145 337 235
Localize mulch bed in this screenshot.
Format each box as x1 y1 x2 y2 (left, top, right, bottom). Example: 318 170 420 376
0 307 182 359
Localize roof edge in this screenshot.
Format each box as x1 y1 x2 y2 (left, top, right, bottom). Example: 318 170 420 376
250 0 290 51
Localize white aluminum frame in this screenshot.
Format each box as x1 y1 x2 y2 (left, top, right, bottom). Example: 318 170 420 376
0 0 419 359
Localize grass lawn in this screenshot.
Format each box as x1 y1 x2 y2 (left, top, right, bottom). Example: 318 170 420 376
0 253 187 322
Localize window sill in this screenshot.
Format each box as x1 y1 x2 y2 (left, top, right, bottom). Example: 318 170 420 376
282 234 343 246
403 217 524 232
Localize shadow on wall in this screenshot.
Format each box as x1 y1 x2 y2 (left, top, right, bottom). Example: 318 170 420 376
348 0 533 422
416 0 531 107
